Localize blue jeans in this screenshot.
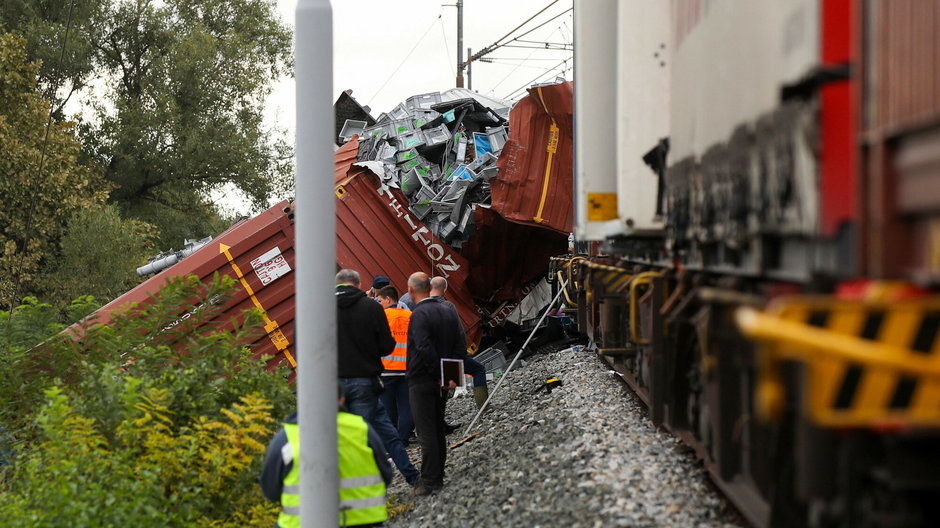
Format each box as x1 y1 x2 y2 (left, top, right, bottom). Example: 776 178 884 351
464 357 487 387
339 377 420 485
379 375 413 444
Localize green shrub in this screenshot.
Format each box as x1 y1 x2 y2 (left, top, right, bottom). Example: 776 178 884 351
0 275 295 527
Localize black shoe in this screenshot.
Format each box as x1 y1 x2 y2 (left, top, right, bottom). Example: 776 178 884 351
413 483 442 496
443 422 462 435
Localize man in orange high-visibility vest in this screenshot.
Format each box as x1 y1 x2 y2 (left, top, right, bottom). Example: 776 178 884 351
376 285 414 445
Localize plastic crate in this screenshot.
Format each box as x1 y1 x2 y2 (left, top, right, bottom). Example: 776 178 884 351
423 124 450 147
410 186 436 220
412 108 440 127
385 118 415 138
339 119 367 141
388 103 410 120
396 129 426 150
406 92 442 110
475 344 508 374
396 148 419 164
486 126 509 152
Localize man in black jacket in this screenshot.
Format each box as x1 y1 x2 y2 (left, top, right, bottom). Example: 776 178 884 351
406 272 466 496
336 269 420 485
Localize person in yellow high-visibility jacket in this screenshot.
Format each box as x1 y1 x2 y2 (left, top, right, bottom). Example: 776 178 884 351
260 388 394 527
376 285 415 445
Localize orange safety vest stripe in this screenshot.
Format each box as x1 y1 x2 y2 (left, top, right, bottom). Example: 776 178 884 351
382 308 411 371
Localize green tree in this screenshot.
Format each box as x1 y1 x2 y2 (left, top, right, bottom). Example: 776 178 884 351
0 0 107 119
2 0 294 248
46 204 157 307
0 31 110 309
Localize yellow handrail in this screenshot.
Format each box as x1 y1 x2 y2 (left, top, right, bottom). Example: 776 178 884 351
532 86 559 224
629 271 664 345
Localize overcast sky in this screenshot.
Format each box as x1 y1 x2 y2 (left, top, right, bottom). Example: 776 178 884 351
269 0 574 134
210 0 572 215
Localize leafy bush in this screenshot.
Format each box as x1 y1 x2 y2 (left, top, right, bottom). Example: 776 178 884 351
0 275 295 527
46 204 158 308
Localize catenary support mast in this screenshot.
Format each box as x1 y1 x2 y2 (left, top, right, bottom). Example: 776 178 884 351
295 1 337 526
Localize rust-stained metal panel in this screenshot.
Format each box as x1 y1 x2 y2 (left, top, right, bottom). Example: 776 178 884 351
461 206 567 303
491 82 574 234
87 201 298 371
863 0 940 277
334 139 483 345
872 0 940 136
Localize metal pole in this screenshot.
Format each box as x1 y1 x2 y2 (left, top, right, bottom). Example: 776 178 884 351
456 0 464 87
467 47 472 90
465 279 568 433
295 1 337 527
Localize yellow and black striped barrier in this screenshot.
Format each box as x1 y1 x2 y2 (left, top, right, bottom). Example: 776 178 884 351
737 296 940 428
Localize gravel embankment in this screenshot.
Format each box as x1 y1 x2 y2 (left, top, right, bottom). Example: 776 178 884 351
385 346 745 528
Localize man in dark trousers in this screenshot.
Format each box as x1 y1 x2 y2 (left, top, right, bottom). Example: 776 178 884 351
406 272 466 496
336 269 420 486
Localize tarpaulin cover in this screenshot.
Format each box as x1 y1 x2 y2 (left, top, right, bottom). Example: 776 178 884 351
490 82 574 234
334 139 483 345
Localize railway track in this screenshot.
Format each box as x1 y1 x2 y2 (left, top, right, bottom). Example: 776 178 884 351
385 343 743 528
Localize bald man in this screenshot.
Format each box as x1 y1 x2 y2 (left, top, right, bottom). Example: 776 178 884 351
406 272 465 496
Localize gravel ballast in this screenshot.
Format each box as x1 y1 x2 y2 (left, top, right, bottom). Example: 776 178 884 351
385 346 744 527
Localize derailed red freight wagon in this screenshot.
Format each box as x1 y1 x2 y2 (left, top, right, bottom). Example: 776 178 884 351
85 202 299 370
333 139 483 345
462 82 573 303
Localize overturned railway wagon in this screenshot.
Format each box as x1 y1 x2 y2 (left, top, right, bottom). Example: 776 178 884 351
567 1 940 527
86 83 573 370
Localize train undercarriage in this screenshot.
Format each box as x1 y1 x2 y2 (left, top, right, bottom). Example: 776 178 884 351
550 255 940 528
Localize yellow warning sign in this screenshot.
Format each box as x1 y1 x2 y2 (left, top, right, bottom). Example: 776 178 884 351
586 193 618 221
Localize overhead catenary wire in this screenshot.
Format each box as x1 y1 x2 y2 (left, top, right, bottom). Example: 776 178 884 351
500 18 574 100
468 5 572 63
366 13 442 107
501 43 573 50
479 60 564 71
472 0 559 57
486 24 564 94
502 57 571 100
439 16 456 77
6 0 76 312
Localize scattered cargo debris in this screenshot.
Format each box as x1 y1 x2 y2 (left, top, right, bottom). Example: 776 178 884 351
337 83 573 330
343 89 512 248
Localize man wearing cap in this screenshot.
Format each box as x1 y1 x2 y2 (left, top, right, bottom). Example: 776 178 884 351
376 285 414 444
367 275 391 300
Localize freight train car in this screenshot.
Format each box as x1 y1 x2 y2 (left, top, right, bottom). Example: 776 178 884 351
564 1 940 526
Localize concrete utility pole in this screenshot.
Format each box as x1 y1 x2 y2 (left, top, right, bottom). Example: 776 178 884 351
295 1 337 527
456 0 465 87
467 47 472 90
